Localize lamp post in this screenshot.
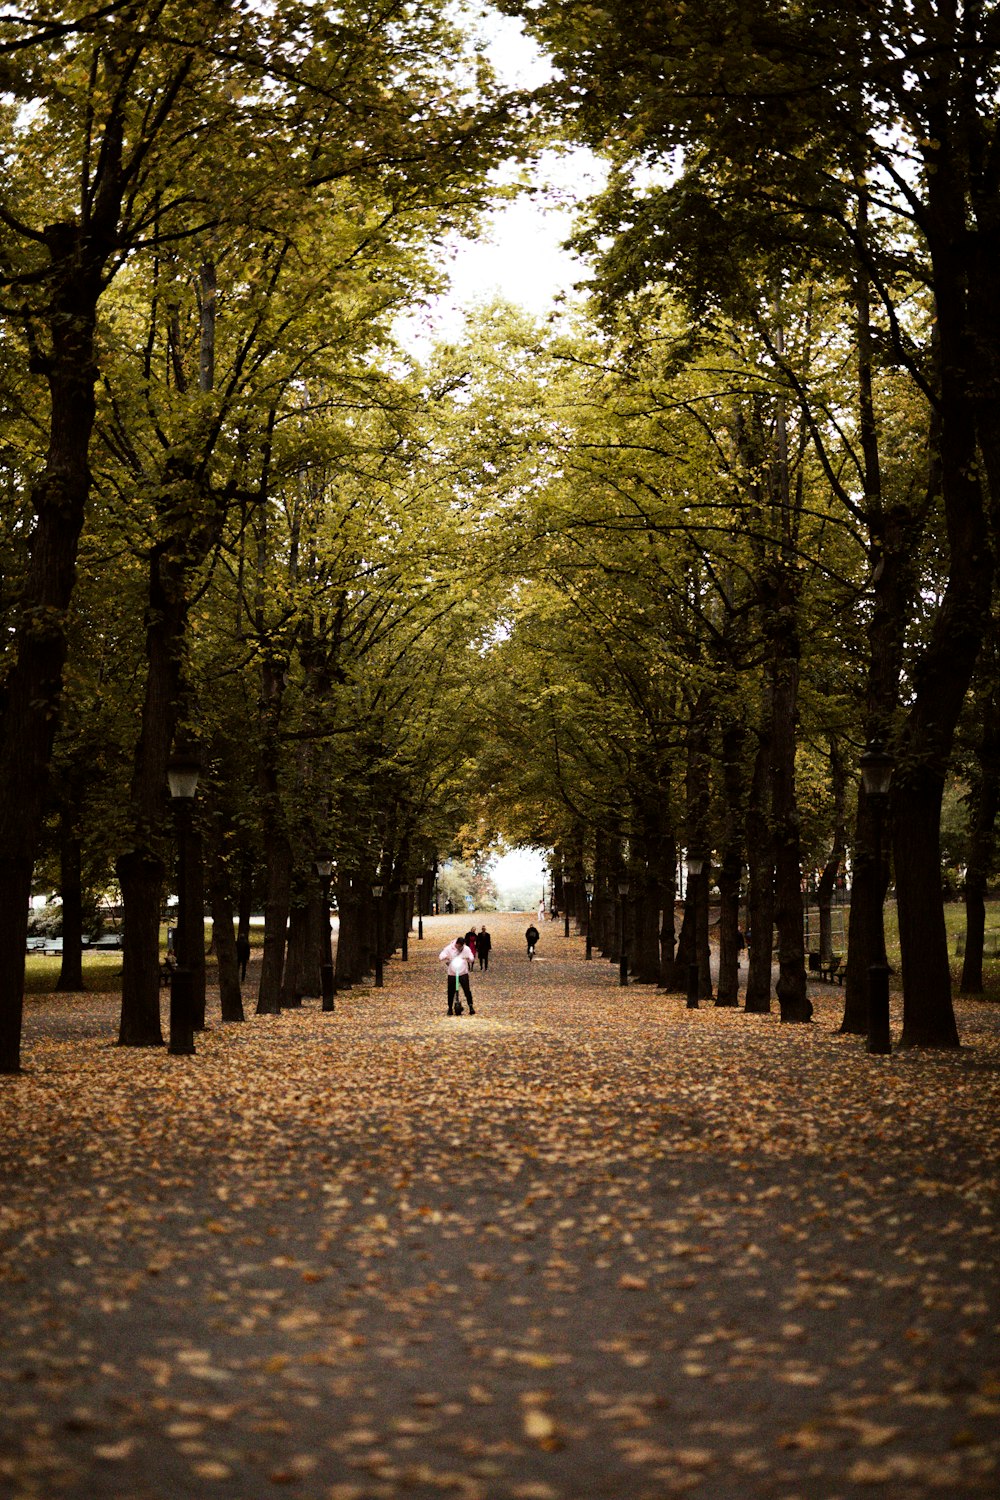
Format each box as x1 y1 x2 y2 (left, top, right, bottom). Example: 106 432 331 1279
400 882 410 961
618 878 629 986
584 875 594 960
315 857 335 1012
415 876 424 940
860 740 894 1055
372 883 384 988
166 746 200 1055
686 855 704 1009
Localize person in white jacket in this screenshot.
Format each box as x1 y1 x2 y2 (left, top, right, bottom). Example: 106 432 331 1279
438 935 476 1016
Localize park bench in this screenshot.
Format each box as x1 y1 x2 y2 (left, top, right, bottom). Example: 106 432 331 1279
808 950 845 982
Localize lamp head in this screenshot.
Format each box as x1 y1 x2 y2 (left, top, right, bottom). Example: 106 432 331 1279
167 744 201 801
860 740 894 800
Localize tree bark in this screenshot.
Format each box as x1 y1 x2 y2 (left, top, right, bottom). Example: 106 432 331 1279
716 718 747 1005
744 734 774 1013
210 874 244 1022
118 551 186 1046
257 835 292 1015
0 235 107 1071
117 849 164 1047
960 644 1000 994
56 819 85 992
281 904 309 1007
895 769 959 1047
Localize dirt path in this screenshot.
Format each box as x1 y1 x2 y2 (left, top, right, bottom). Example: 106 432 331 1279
2 912 998 1499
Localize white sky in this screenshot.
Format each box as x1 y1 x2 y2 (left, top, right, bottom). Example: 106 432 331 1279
395 10 607 352
491 845 548 899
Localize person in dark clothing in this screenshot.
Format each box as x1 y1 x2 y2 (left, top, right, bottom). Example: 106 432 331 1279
236 930 251 982
477 925 492 970
525 923 539 960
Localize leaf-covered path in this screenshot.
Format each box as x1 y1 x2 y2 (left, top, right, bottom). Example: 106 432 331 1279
2 913 999 1499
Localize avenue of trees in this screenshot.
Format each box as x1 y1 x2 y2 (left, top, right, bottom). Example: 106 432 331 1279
2 1 998 1071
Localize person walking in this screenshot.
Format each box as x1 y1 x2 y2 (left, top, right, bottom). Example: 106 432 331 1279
463 929 478 966
525 922 539 960
439 935 476 1015
477 924 492 971
236 930 251 982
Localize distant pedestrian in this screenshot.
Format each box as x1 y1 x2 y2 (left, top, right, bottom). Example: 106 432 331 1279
477 925 492 970
537 899 545 923
236 930 251 982
525 923 539 960
439 935 475 1016
464 929 478 965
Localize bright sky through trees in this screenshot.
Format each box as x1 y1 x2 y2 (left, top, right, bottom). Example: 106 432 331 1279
395 8 605 351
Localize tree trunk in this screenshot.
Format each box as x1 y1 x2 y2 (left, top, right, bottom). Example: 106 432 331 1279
210 875 244 1023
716 718 747 1006
891 167 997 1045
960 648 1000 994
118 552 186 1046
116 849 164 1047
895 770 959 1047
305 891 326 996
56 820 85 992
960 875 986 997
281 904 309 1007
0 865 33 1071
257 834 292 1015
769 589 811 1024
0 239 106 1072
334 878 360 987
697 864 713 1000
716 850 742 1005
658 840 678 987
744 735 774 1013
841 792 877 1035
189 822 207 1029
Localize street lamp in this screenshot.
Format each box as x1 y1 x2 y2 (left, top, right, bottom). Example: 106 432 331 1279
400 882 410 962
618 878 629 986
166 744 200 1055
686 855 704 1009
584 875 594 960
860 740 894 1055
315 857 335 1012
372 882 384 989
415 876 424 940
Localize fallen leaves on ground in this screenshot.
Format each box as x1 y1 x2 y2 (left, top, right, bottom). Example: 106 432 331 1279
2 912 999 1498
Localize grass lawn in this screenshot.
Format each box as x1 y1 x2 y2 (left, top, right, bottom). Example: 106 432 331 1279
23 926 222 995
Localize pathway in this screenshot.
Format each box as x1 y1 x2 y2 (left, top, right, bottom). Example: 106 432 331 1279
2 913 999 1499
